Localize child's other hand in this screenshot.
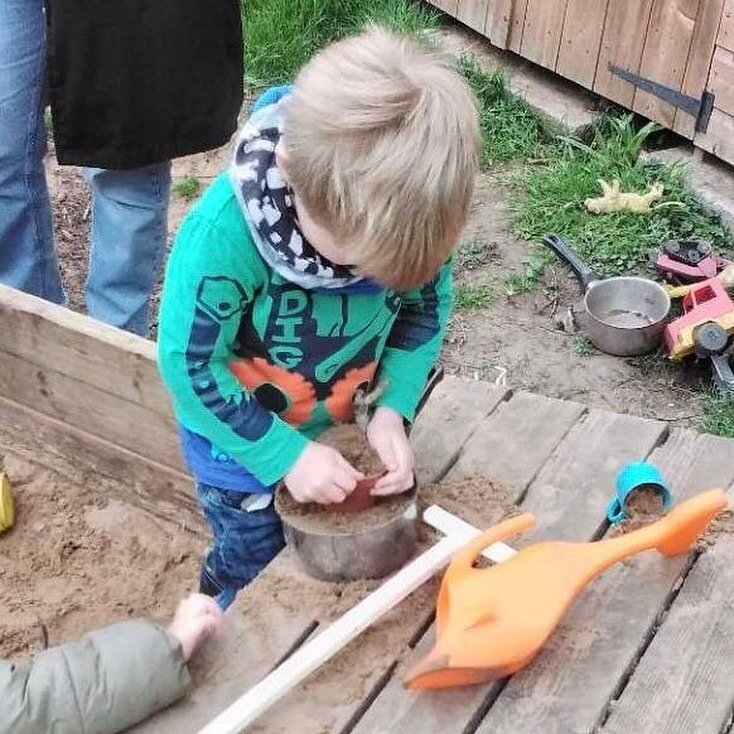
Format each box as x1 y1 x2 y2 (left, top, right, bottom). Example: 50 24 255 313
168 594 223 662
367 407 415 496
285 442 363 504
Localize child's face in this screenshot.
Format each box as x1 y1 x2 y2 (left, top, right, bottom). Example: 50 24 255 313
276 142 355 268
293 194 354 267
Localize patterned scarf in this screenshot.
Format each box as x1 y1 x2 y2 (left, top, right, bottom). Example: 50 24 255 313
230 92 365 291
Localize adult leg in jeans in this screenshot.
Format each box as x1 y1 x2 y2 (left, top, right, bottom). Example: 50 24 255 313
83 162 172 337
0 0 63 303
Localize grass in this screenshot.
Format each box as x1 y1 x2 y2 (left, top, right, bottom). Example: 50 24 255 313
244 0 439 88
173 176 202 202
571 336 593 357
504 249 552 294
702 392 734 438
457 56 551 167
454 283 495 310
511 115 731 277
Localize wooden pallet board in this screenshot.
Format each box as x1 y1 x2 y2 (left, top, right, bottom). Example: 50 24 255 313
451 391 585 489
600 531 734 734
139 377 507 734
556 0 610 88
474 429 734 734
351 406 664 734
519 410 666 542
411 376 509 486
132 555 319 734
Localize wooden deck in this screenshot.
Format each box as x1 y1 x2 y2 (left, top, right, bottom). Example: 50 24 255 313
2 286 733 734
139 379 734 734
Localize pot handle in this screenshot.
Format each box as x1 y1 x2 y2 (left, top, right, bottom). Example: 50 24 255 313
542 234 599 291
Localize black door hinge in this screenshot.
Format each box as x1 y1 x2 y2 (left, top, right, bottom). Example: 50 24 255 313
608 63 715 133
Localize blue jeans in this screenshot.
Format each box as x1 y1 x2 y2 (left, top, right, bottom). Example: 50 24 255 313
196 483 286 610
0 0 171 336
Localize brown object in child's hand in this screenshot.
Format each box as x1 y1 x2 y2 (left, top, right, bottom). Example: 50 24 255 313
329 472 387 514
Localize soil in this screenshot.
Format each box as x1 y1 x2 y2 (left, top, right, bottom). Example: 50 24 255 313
275 424 414 534
242 476 520 734
0 449 204 662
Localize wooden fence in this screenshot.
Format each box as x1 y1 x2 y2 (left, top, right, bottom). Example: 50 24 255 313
430 0 734 165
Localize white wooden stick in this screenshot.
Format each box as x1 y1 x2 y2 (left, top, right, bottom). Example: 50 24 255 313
197 505 515 734
423 505 517 563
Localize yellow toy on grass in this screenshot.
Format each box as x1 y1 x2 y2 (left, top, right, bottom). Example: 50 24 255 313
584 179 664 214
0 472 14 532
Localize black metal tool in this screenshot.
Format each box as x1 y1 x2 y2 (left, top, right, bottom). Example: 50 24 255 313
608 64 715 133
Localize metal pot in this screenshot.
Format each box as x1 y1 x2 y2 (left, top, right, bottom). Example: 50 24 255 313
543 234 671 357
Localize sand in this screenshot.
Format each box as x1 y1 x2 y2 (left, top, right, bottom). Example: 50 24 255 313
0 450 204 661
276 424 413 534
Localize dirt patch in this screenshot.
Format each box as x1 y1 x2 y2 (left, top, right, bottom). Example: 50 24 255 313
0 450 204 662
445 171 707 425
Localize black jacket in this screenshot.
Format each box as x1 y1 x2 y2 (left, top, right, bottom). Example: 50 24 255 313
46 0 243 169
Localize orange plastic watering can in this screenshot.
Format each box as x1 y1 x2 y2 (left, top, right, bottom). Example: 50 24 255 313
405 488 727 690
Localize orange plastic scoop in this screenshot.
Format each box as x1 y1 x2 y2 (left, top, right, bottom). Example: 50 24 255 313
405 488 727 690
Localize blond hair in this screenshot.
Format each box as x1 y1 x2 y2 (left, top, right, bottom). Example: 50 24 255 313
282 28 481 290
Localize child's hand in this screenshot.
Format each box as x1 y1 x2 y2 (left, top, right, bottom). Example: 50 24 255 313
367 407 415 496
285 442 363 504
168 594 223 662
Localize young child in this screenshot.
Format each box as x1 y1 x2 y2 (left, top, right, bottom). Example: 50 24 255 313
1 594 222 734
158 28 480 608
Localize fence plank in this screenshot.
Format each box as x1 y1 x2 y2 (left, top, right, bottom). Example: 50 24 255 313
486 0 514 48
427 0 459 15
508 0 530 52
556 0 610 87
633 0 701 129
594 0 656 106
673 0 725 137
456 0 490 34
695 107 734 164
708 46 734 115
719 0 734 51
519 0 569 69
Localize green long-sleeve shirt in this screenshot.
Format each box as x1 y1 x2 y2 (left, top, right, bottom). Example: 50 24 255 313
157 173 452 487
